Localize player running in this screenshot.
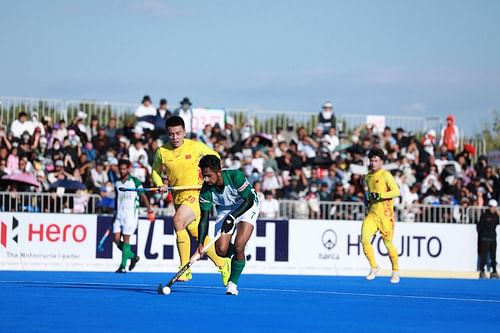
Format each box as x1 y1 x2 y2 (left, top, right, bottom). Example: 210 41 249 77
113 159 155 273
151 116 230 284
361 148 401 283
197 155 260 295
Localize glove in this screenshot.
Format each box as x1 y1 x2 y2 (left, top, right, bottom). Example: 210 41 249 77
147 210 156 222
221 214 236 233
369 192 382 201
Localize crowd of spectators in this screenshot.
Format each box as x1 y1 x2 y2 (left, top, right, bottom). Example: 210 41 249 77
0 97 498 221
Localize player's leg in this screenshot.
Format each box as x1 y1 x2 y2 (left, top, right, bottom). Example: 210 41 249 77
112 217 127 273
224 222 253 296
119 213 140 271
226 205 258 295
113 232 122 250
185 203 229 285
173 204 196 268
361 214 380 279
379 214 399 283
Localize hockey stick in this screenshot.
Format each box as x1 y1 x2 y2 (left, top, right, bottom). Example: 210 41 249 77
158 232 222 294
118 185 201 192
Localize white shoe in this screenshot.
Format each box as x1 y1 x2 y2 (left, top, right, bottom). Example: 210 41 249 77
226 281 239 296
390 271 400 284
366 267 380 280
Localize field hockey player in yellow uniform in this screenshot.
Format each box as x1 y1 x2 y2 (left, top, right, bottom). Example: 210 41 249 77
151 116 230 284
361 148 401 284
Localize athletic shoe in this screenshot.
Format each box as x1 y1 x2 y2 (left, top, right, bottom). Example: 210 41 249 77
219 258 231 286
176 267 192 282
479 271 487 279
390 271 400 284
366 267 380 280
490 272 498 279
129 255 140 271
115 265 126 273
226 281 239 296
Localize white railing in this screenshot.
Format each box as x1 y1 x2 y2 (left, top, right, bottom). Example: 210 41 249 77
0 191 101 214
1 191 490 224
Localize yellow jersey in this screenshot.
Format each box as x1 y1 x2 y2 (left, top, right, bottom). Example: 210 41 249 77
366 168 400 216
151 138 219 188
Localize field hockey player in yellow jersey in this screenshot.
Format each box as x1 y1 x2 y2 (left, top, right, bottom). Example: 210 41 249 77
151 116 230 285
361 148 401 284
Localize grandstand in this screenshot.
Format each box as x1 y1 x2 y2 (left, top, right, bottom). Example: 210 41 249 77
0 95 495 223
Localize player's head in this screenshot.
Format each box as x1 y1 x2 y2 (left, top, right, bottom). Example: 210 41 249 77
368 148 385 172
199 155 222 186
166 116 185 148
118 159 131 178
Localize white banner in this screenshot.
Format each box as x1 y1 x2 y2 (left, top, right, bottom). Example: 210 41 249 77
0 213 97 270
286 220 482 276
192 108 225 133
0 213 493 277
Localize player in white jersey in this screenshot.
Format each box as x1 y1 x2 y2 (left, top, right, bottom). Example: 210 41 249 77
113 159 155 273
197 155 260 295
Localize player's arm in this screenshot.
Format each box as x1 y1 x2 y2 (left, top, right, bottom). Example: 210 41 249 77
222 172 256 233
134 177 155 222
197 189 213 255
151 148 165 187
379 171 401 199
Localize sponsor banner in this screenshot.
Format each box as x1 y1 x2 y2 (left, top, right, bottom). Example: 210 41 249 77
0 213 97 270
192 108 225 133
0 213 492 275
0 213 288 273
287 220 485 275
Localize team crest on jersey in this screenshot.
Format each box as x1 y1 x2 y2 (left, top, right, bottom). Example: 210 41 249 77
185 154 192 160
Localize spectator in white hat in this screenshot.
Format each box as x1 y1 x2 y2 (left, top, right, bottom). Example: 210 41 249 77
318 101 336 134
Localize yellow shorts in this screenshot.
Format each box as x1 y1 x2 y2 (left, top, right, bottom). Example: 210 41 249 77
362 212 395 241
174 190 201 232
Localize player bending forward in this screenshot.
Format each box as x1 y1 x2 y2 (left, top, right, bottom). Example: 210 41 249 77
361 148 401 283
197 155 260 296
114 159 155 273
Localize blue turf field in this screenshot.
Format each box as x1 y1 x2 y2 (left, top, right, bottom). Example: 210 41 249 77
0 271 499 333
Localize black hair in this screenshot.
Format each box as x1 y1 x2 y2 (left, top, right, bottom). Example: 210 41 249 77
199 155 221 172
165 115 185 129
118 159 131 167
368 148 385 161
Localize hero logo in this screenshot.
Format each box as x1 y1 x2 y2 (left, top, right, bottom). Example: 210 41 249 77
28 223 87 243
0 217 20 249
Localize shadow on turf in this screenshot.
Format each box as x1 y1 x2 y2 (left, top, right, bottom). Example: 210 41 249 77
21 282 222 296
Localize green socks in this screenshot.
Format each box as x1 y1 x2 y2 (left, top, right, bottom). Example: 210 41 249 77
229 258 245 284
120 243 134 267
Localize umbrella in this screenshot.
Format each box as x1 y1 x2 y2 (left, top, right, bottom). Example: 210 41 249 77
50 179 87 192
244 133 273 147
0 172 40 188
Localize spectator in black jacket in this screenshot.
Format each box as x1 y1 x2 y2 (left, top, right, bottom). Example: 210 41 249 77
477 199 499 279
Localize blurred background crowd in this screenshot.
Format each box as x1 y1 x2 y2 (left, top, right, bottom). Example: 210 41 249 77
0 96 498 222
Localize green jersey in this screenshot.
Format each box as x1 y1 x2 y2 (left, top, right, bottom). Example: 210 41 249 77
199 169 255 212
